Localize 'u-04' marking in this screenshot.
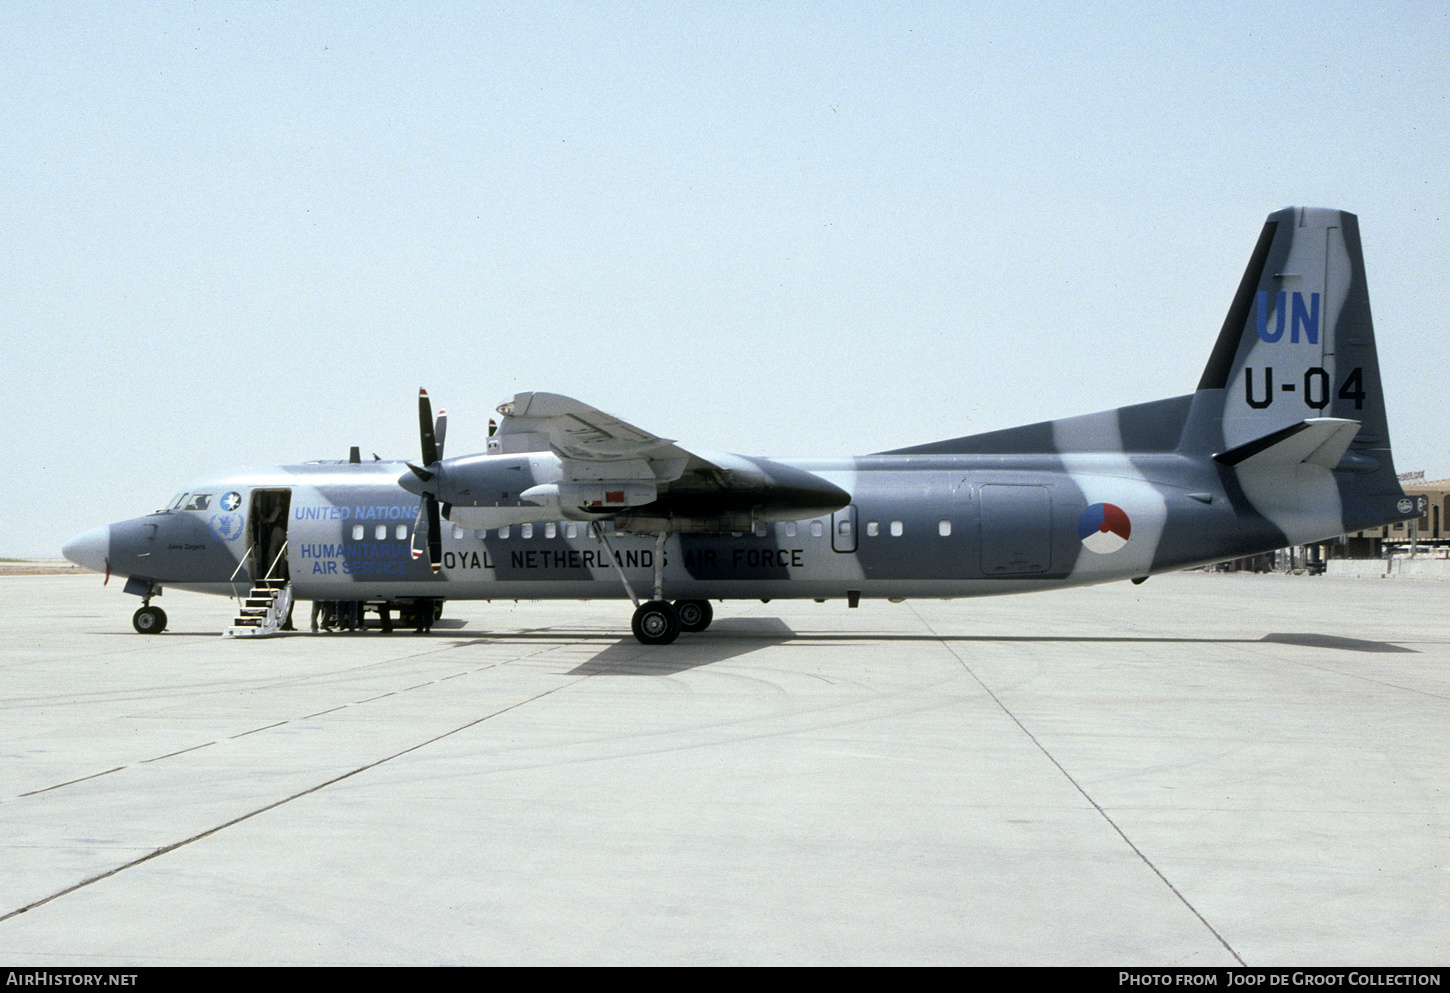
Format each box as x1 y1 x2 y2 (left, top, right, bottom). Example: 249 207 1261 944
1244 367 1365 411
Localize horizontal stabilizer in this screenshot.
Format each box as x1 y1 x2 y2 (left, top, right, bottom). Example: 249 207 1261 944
1213 418 1361 471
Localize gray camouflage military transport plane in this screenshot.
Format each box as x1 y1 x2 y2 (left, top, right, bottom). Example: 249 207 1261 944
64 207 1420 643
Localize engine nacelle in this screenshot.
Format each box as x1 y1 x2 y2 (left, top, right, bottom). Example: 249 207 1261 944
519 482 659 520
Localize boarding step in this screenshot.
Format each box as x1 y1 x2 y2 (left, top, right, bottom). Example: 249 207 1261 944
224 581 293 638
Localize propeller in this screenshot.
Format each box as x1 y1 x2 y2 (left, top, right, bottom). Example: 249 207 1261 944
405 389 448 574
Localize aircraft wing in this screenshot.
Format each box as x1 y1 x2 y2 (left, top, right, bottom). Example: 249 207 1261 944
490 392 848 530
493 391 697 482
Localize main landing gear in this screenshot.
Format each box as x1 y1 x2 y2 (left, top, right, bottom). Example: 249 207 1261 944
629 597 714 646
674 598 713 633
592 524 713 646
632 600 680 645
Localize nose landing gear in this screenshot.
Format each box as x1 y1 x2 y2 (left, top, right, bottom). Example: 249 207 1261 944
133 604 167 634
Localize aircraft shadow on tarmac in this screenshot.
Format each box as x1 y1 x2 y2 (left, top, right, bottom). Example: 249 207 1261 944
107 618 1415 661
543 623 1410 673
424 618 800 674
1257 632 1417 654
568 618 800 675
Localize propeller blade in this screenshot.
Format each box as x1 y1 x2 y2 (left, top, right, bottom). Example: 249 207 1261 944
410 503 427 560
418 388 439 467
408 390 445 573
427 495 442 574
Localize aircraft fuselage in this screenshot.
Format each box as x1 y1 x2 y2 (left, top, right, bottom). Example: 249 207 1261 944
73 439 1394 607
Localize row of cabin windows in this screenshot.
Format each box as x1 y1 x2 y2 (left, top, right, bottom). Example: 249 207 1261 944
476 522 574 540
345 518 957 542
352 523 413 541
837 520 946 538
462 520 943 540
175 498 934 540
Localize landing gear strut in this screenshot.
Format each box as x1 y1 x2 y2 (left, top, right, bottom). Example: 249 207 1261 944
592 525 712 645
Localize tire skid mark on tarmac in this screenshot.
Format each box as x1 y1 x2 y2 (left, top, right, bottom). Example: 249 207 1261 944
6 642 521 802
1 638 655 924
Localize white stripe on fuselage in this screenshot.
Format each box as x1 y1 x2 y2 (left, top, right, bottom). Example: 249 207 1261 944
1052 410 1168 582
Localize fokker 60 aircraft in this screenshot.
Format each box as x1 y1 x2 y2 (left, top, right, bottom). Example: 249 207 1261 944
63 207 1420 644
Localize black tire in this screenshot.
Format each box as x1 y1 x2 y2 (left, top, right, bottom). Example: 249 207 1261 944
674 599 713 633
631 600 681 645
132 605 167 634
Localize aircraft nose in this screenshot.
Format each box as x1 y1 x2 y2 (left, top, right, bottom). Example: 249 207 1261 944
62 525 110 574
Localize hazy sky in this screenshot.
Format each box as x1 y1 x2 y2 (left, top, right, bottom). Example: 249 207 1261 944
4 1 1447 557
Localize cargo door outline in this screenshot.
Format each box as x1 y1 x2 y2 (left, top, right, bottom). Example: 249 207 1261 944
978 484 1051 576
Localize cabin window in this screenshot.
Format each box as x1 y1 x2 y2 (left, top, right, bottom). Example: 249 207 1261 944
838 520 852 536
398 524 409 540
452 525 464 540
499 525 510 539
545 522 557 539
522 523 533 539
755 523 768 537
867 521 879 537
939 520 952 537
811 521 824 537
375 525 387 541
475 529 485 540
352 524 365 540
785 522 797 537
890 520 903 537
565 522 578 539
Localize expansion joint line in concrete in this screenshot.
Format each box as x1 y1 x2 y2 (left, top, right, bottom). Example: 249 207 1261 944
910 606 1247 967
0 645 644 926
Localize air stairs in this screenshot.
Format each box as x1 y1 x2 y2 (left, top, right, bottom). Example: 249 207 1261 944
223 540 293 638
223 580 294 638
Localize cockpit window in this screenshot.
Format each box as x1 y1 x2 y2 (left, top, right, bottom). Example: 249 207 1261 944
182 494 212 511
163 493 189 512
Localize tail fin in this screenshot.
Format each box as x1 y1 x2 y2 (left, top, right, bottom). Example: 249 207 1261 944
1184 207 1410 532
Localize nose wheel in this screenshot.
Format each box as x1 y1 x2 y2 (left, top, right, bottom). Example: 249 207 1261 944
133 605 167 634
